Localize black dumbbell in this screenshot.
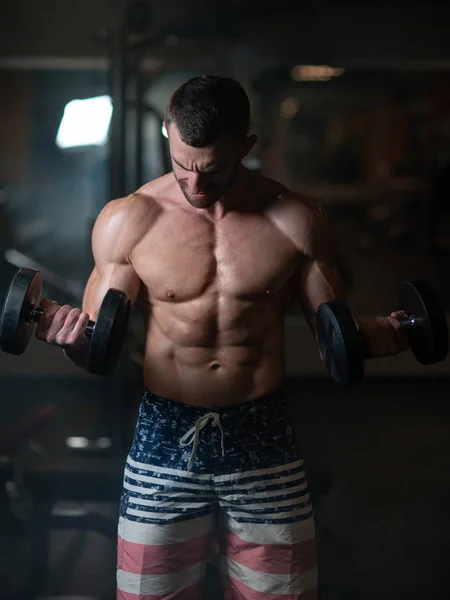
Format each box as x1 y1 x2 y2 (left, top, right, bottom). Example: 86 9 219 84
0 268 130 375
316 280 449 385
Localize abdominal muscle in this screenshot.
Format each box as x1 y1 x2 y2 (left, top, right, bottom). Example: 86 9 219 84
141 300 287 407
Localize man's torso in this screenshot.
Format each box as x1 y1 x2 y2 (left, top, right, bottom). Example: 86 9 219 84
128 172 306 406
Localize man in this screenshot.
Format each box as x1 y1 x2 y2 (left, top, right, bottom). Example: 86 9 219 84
36 75 408 599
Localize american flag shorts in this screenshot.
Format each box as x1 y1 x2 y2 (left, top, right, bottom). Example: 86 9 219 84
117 388 317 600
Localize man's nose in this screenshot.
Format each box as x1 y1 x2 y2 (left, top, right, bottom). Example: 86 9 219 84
188 172 207 194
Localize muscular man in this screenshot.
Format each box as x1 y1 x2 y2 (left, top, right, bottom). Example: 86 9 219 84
36 75 408 599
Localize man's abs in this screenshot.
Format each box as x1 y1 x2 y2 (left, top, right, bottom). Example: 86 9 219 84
140 302 287 407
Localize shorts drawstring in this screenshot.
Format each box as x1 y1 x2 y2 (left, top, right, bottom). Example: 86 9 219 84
179 412 225 471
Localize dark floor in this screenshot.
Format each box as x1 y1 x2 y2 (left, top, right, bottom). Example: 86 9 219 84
1 375 450 599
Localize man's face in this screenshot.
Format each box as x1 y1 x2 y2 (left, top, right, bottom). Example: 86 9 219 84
167 124 251 209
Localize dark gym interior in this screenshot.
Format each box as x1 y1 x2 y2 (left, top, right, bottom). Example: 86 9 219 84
1 1 450 599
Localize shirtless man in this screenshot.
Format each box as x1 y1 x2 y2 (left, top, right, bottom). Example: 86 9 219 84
36 75 408 599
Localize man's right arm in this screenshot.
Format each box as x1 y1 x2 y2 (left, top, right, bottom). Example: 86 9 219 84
36 197 143 370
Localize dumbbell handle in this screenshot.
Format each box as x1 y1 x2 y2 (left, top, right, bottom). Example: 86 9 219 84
398 314 426 332
28 304 96 337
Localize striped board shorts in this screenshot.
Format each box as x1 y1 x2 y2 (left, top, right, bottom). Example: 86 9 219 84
117 389 317 599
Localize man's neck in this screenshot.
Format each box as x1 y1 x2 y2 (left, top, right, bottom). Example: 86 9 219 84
204 166 252 220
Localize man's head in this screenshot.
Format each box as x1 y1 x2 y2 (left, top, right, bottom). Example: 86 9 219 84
165 75 256 208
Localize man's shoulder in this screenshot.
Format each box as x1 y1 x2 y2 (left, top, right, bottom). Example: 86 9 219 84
102 173 176 221
265 188 329 252
96 195 159 235
92 174 180 260
252 173 324 221
272 189 325 219
92 185 164 250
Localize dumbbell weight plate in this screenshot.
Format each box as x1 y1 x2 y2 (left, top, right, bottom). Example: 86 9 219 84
400 280 449 365
88 289 131 375
0 268 42 355
316 300 365 385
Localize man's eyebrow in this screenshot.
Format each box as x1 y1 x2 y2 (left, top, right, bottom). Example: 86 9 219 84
171 156 188 170
171 157 222 172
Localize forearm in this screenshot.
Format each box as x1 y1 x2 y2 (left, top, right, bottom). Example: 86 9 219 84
356 316 409 358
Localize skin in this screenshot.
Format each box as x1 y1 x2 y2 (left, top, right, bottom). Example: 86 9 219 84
35 124 408 407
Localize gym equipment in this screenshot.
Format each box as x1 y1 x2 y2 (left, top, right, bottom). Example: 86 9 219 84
0 268 131 375
316 300 364 386
316 280 449 385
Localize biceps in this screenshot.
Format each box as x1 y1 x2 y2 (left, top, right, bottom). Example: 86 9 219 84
299 259 344 323
82 263 141 320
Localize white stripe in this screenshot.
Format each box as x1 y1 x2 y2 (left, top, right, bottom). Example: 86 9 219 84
123 480 213 498
226 559 318 595
225 513 316 545
220 481 308 502
118 514 213 545
126 456 304 484
124 469 305 496
127 456 213 480
220 492 310 512
128 496 210 510
126 507 180 521
226 469 306 491
226 504 312 521
214 458 304 483
117 562 202 595
123 481 211 499
123 480 307 502
124 468 207 490
126 506 213 521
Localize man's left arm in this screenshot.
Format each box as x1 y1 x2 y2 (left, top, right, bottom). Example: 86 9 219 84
288 195 409 358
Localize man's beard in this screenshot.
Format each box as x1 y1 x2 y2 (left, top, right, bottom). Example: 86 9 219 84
176 161 240 209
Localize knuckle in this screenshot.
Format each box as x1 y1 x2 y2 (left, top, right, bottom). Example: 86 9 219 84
60 305 73 317
54 332 68 347
53 309 69 325
60 308 75 325
75 312 88 327
67 333 81 346
70 328 86 345
66 308 81 325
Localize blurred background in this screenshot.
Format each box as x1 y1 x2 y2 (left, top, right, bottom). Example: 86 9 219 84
0 1 449 598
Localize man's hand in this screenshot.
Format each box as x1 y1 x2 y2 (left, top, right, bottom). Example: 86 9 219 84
358 311 409 358
35 299 90 349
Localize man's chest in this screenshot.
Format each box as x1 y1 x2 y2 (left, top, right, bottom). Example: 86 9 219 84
132 212 300 302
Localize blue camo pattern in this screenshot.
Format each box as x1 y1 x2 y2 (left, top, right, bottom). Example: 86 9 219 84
129 388 300 473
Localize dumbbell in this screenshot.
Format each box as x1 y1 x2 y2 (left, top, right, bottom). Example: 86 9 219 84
316 280 449 385
0 268 131 375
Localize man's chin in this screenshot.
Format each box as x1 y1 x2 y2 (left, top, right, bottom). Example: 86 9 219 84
186 194 219 209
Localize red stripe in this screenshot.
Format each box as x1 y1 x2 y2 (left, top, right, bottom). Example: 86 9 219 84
117 580 200 599
118 532 210 575
223 577 318 600
225 530 317 574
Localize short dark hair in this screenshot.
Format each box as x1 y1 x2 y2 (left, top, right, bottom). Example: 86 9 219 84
165 75 250 147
